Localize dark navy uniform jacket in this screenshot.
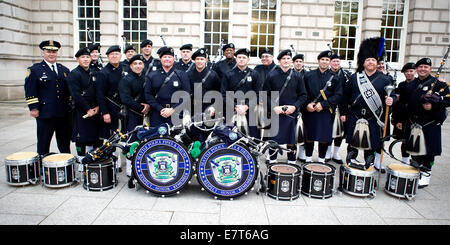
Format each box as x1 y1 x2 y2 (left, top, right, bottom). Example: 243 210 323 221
96 63 126 115
254 62 277 91
264 67 307 110
213 58 236 80
90 61 102 72
264 67 308 144
221 66 261 105
396 75 449 156
144 66 190 126
25 60 71 118
67 65 97 112
187 67 221 111
341 71 396 150
304 68 343 110
67 65 101 143
174 59 194 73
143 56 161 76
119 72 146 113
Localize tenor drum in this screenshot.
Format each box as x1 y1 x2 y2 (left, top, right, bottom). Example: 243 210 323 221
385 163 420 200
83 158 117 191
4 152 40 186
197 142 258 199
42 153 76 188
301 163 336 199
339 163 376 197
266 163 301 201
132 136 194 197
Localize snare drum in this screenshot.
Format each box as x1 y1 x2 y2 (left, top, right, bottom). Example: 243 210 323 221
133 136 194 197
83 158 117 191
197 142 258 199
266 163 301 201
4 152 40 186
301 163 336 199
385 163 420 200
42 153 76 188
339 163 376 197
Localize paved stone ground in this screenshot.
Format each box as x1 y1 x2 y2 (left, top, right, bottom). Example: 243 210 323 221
0 101 449 225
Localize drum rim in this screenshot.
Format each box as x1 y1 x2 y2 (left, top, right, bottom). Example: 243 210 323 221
42 154 76 168
342 164 376 177
386 167 420 179
132 136 193 196
268 163 301 176
196 141 258 198
302 162 336 175
5 154 40 166
42 157 76 168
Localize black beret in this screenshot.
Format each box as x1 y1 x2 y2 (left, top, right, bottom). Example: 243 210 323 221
88 43 100 52
317 50 332 60
222 43 235 51
140 39 153 48
158 46 175 57
259 47 273 58
191 48 208 60
106 45 121 55
234 48 250 57
39 40 61 51
330 53 340 60
415 57 432 67
129 54 145 64
180 44 193 51
75 47 91 58
401 62 415 73
277 49 292 60
293 54 304 61
124 45 136 54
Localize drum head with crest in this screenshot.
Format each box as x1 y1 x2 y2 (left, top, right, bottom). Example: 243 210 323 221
132 136 194 196
196 142 258 199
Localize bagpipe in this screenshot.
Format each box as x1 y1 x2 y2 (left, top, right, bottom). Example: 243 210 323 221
422 46 450 104
87 27 103 67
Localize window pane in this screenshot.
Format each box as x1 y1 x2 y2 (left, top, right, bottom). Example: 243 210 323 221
332 0 360 61
249 0 277 58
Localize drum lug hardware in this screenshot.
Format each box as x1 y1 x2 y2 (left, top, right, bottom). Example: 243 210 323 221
405 194 415 201
244 192 248 195
176 191 180 195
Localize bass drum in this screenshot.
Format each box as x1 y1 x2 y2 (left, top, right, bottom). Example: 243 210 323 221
196 142 258 199
132 136 194 197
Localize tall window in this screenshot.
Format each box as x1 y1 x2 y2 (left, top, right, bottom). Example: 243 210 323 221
332 0 360 61
250 0 277 58
77 0 100 49
123 0 147 51
204 0 231 56
381 0 406 63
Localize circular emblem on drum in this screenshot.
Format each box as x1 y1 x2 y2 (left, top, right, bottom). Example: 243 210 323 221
197 142 257 199
389 177 398 190
355 179 364 192
281 180 290 193
11 168 19 180
90 172 99 184
313 179 323 192
57 170 66 182
133 137 193 196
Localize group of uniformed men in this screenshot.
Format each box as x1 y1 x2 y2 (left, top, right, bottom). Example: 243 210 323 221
25 37 449 189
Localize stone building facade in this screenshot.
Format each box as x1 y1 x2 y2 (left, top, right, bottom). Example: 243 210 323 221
0 0 448 100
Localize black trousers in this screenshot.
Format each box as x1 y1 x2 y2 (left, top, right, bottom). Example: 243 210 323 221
36 117 71 155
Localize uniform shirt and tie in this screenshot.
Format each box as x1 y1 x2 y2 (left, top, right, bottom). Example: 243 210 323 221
187 67 221 112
